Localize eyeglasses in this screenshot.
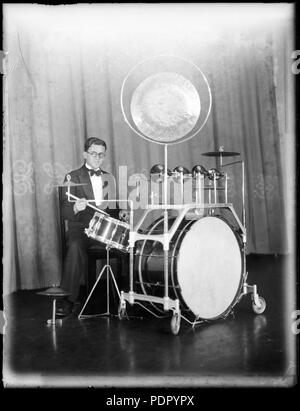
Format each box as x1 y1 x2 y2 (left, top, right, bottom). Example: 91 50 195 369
87 151 106 159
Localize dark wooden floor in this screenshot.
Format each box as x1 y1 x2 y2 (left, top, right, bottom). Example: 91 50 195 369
3 254 297 388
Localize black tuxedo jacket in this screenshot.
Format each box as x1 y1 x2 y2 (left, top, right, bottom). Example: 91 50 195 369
60 165 119 230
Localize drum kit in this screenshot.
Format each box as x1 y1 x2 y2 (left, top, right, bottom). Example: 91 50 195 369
63 56 266 334
85 212 130 253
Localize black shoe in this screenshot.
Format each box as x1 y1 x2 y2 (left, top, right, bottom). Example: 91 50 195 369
56 300 74 317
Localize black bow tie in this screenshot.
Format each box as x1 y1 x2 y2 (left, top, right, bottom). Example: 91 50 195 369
86 167 102 176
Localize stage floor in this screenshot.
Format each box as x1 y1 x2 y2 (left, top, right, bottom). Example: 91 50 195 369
3 254 297 388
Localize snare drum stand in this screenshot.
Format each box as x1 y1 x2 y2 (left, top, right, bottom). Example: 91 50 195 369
78 247 121 318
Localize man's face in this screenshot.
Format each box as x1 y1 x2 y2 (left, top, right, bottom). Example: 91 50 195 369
83 144 106 170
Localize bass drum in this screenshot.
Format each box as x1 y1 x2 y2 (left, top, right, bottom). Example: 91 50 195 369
134 216 244 320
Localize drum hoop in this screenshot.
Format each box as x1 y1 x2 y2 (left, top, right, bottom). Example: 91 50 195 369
94 212 130 229
177 215 244 320
170 219 194 304
107 216 130 229
93 234 110 244
136 214 244 320
88 213 129 252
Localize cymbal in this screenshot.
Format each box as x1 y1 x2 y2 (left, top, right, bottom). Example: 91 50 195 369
37 286 70 297
131 72 201 143
202 151 240 157
54 182 87 187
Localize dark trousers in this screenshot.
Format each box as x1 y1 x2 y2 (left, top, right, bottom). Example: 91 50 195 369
60 229 128 303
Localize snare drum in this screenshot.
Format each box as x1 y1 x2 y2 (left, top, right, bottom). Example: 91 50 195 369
85 212 130 252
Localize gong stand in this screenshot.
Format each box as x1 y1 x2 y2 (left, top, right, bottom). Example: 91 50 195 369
121 144 182 333
220 159 261 310
120 145 249 334
118 56 266 334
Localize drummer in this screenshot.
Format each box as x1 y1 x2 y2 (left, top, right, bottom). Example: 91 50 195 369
57 137 129 317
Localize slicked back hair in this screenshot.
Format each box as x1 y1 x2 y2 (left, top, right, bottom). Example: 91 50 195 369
84 137 107 152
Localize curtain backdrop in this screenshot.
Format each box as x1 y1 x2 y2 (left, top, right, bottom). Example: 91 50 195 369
3 4 294 295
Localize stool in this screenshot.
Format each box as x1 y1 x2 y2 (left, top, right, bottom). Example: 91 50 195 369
37 285 70 326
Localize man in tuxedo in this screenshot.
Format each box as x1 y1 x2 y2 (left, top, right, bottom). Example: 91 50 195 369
57 137 128 316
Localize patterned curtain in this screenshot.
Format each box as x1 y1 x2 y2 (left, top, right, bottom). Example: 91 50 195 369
3 4 294 294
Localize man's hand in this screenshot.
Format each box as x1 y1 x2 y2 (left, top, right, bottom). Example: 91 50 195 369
119 209 130 223
74 198 88 214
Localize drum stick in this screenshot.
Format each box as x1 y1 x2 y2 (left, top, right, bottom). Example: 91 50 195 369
66 192 109 215
65 174 108 214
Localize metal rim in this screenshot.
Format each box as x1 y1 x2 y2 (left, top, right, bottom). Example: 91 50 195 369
120 54 212 145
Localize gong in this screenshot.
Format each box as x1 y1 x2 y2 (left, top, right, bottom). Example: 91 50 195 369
131 72 201 142
121 55 212 145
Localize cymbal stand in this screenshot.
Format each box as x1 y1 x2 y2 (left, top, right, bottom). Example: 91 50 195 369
221 159 247 290
221 159 246 227
241 161 246 228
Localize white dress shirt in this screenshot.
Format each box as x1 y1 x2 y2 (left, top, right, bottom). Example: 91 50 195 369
85 165 103 206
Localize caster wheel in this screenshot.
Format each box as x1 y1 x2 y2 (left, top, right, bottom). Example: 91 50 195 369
118 302 126 320
170 312 181 335
252 296 266 314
